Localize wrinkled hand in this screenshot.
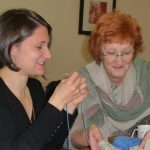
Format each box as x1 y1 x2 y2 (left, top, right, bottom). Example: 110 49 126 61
139 130 150 148
89 124 103 150
49 72 88 111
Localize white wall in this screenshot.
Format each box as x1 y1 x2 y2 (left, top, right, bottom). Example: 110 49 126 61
0 0 150 86
117 0 150 60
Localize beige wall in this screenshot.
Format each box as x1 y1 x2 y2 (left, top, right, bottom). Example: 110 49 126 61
0 0 150 86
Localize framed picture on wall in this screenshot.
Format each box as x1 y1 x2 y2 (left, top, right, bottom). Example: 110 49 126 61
78 0 116 35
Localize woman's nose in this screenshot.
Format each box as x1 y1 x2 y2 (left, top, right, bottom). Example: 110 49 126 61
115 55 124 65
43 48 51 59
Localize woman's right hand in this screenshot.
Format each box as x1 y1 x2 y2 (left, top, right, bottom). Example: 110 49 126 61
89 124 103 150
48 72 87 111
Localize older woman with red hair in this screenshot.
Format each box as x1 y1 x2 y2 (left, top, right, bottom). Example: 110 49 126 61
70 10 150 150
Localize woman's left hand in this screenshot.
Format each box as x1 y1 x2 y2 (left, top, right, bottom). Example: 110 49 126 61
65 75 88 114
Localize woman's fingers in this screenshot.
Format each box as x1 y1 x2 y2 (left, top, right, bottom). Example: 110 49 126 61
88 124 103 150
65 72 87 97
139 130 150 148
49 72 88 111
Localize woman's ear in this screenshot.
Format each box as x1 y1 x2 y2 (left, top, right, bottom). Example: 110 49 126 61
100 53 103 60
10 45 18 56
10 45 18 65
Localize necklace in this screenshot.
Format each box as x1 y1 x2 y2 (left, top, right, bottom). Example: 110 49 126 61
19 87 35 123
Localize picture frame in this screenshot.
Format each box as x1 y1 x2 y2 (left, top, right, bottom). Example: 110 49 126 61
78 0 116 35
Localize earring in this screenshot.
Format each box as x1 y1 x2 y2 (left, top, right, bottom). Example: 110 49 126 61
12 55 16 65
12 56 16 64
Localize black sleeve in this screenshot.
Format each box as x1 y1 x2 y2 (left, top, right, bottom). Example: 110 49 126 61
45 80 61 101
0 99 66 150
45 80 78 149
0 78 67 150
43 110 78 150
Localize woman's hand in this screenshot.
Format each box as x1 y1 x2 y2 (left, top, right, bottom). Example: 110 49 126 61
71 125 102 150
89 124 103 150
139 130 150 148
48 72 88 111
66 74 88 114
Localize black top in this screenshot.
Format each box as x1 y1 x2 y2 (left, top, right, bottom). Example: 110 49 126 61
0 78 77 150
46 80 61 100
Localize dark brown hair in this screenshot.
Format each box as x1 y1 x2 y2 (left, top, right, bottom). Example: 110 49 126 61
0 8 52 71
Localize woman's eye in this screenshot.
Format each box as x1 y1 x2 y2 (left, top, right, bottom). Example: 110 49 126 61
123 51 130 55
36 46 42 49
107 51 116 55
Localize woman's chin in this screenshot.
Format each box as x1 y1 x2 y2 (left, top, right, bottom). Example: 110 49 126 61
33 70 45 76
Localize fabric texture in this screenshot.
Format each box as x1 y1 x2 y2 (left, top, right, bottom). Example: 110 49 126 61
99 140 119 150
98 136 150 150
0 78 77 150
112 136 141 150
73 58 150 139
86 62 138 106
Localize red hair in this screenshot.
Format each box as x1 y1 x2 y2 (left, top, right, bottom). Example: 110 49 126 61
89 10 143 63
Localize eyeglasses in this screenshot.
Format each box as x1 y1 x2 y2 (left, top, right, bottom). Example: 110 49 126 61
101 49 134 59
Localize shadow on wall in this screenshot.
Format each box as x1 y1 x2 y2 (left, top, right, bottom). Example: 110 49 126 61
80 36 93 63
